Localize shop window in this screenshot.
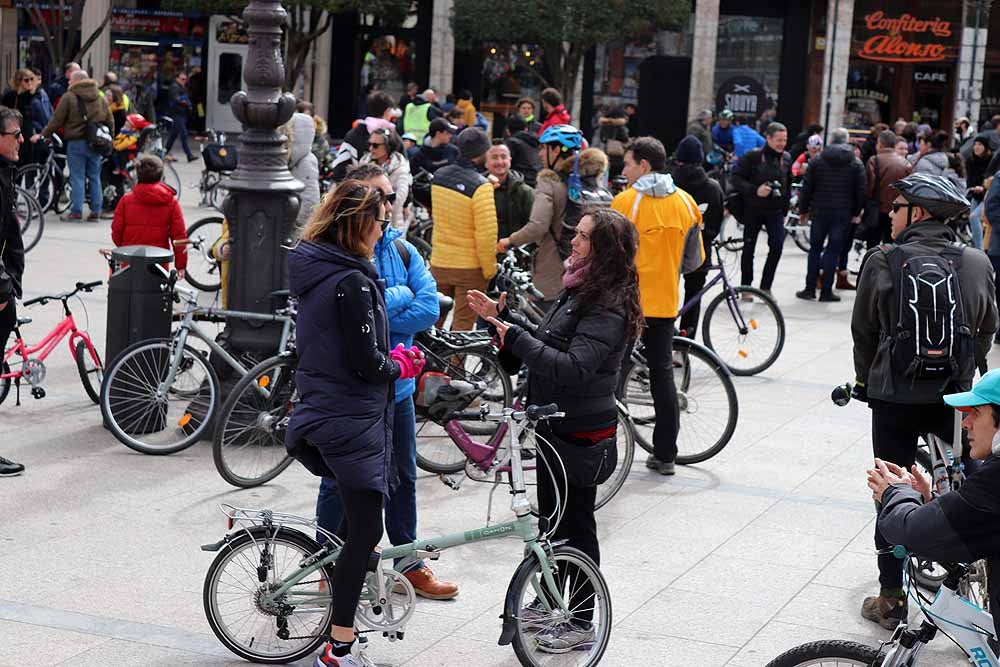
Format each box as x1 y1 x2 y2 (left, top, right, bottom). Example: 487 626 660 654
480 44 546 107
360 35 416 104
217 53 243 105
714 15 783 134
845 63 894 130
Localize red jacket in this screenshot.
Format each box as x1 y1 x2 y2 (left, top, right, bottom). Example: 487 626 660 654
111 182 188 269
538 104 571 136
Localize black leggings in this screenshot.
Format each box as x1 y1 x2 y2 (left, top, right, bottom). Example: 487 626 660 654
331 485 384 628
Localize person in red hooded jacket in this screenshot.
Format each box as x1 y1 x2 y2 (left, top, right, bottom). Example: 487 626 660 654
111 155 188 277
538 88 571 137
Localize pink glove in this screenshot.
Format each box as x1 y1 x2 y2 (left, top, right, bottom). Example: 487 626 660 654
390 344 426 380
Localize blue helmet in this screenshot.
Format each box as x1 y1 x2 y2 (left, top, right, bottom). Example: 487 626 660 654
539 124 583 152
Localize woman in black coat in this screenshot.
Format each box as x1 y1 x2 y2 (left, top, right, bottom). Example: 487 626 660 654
286 180 424 667
467 206 642 653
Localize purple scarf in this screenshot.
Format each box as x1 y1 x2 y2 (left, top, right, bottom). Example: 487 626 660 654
562 256 590 289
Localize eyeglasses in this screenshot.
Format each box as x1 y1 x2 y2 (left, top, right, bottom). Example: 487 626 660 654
384 191 396 204
891 202 914 213
379 218 392 231
368 142 385 150
0 129 22 139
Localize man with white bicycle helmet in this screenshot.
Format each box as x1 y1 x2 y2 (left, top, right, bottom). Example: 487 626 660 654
852 172 997 629
868 368 1000 640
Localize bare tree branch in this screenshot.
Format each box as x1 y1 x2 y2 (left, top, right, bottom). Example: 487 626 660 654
76 2 114 62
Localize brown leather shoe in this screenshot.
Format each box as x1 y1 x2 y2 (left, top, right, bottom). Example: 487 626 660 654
404 566 459 600
861 594 907 630
836 270 856 291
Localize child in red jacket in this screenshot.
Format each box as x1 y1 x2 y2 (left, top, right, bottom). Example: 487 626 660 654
111 155 188 278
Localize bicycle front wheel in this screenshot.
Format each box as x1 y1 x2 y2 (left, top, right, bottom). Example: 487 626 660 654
702 286 785 376
508 545 612 667
594 407 635 510
185 216 224 292
14 186 44 253
213 355 296 488
73 338 103 404
764 640 882 667
203 528 333 664
101 338 220 454
16 164 55 212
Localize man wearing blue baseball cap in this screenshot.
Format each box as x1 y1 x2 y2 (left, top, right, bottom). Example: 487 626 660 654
866 368 1000 638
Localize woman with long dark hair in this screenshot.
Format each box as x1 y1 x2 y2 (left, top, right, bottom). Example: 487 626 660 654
285 180 425 667
467 206 642 653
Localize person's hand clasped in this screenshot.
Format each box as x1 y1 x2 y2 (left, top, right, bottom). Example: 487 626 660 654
867 458 920 503
390 343 426 380
756 183 772 198
496 238 511 253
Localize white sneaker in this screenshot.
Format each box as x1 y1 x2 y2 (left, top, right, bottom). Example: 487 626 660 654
314 641 376 667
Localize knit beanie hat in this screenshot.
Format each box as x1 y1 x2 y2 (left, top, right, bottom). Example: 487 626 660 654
675 135 704 164
456 127 491 159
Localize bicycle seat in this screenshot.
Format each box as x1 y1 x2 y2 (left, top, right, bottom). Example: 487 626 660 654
270 289 291 300
16 316 31 326
438 293 454 316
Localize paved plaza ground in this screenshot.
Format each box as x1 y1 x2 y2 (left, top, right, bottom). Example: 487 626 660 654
2 155 995 666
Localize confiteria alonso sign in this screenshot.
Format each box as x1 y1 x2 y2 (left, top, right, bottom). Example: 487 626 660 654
856 11 955 63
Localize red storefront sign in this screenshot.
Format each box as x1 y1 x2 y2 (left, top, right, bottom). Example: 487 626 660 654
855 11 957 63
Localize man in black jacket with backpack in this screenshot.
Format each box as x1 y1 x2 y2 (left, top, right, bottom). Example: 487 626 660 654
0 106 26 476
852 173 997 630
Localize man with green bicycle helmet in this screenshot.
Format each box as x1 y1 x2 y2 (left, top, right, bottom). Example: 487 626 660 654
868 368 1000 640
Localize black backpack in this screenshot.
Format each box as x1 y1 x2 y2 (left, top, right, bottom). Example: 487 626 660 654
76 95 113 157
557 181 613 261
883 241 974 388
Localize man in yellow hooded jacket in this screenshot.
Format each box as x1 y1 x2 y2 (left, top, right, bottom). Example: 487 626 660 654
612 136 703 475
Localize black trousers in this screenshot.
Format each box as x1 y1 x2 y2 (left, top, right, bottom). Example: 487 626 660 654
643 317 679 463
330 484 384 628
740 208 784 290
870 399 954 589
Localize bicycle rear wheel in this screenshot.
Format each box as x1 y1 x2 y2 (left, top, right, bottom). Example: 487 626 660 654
0 362 10 406
594 406 635 510
764 640 882 667
14 186 44 253
702 286 785 376
415 348 513 474
213 354 296 488
101 338 219 454
185 216 224 292
618 340 738 464
16 164 54 212
73 338 103 404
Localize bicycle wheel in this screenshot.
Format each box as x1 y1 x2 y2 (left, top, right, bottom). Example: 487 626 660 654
185 216 224 292
909 446 948 591
213 355 296 488
619 341 738 464
764 640 882 667
100 338 220 454
594 406 635 510
415 348 513 474
508 545 612 667
702 286 785 376
718 213 744 252
407 234 432 262
0 362 10 406
14 186 44 253
164 161 182 198
203 528 333 664
53 168 71 214
960 559 990 613
16 164 54 212
73 338 103 404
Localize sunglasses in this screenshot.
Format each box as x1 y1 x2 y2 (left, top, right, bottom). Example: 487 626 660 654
0 129 22 138
384 191 396 204
368 142 386 149
891 202 914 213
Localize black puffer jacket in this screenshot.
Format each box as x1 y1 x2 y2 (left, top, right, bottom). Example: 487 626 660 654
0 159 25 298
505 130 542 188
409 142 459 175
798 144 867 217
497 289 629 430
731 145 791 213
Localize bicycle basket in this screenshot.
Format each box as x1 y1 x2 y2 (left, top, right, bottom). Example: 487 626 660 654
203 143 239 172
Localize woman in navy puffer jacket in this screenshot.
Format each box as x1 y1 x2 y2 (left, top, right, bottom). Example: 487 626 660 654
285 180 424 667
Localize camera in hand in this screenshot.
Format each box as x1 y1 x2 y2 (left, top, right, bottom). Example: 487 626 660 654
767 180 782 199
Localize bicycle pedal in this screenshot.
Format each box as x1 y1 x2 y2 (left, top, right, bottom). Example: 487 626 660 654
31 386 45 400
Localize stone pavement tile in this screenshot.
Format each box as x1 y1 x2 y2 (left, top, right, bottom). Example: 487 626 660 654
0 619 108 667
398 635 525 666
774 582 892 641
716 526 846 570
844 519 879 555
355 609 470 667
814 548 880 593
747 498 872 539
54 638 243 667
599 631 737 667
617 587 777 647
670 555 817 608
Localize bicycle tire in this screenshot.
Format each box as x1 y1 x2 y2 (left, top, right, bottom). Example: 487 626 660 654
213 354 296 488
185 216 225 292
14 186 44 253
73 338 103 404
408 234 432 262
16 164 55 212
702 285 785 376
618 339 738 464
507 545 612 667
764 640 882 667
0 362 10 406
594 406 635 510
100 338 220 455
718 213 744 252
53 168 71 214
164 161 182 199
203 527 334 664
792 228 810 253
415 348 513 474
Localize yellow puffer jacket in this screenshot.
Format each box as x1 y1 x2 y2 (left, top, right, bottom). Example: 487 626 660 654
612 173 703 318
429 162 498 279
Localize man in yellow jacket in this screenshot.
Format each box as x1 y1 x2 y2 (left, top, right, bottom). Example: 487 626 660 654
612 136 704 475
430 127 498 329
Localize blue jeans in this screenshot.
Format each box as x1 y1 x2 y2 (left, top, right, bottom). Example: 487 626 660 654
970 201 984 249
165 114 194 159
316 396 421 570
66 139 103 216
805 210 851 295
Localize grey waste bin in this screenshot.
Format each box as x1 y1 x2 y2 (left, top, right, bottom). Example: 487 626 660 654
105 245 175 367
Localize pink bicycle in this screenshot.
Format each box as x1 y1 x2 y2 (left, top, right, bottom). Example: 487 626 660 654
1 280 104 406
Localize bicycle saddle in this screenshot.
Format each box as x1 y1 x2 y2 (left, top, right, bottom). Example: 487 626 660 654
438 293 454 316
270 289 291 300
16 316 31 326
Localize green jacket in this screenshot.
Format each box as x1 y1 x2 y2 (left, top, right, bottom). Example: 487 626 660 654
494 169 534 240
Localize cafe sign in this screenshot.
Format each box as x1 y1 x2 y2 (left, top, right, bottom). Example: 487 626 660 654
856 11 957 63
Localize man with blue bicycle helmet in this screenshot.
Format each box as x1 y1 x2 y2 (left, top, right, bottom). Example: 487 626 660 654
868 368 1000 640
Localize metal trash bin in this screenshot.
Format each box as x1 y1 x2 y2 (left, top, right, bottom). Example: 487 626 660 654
105 245 174 367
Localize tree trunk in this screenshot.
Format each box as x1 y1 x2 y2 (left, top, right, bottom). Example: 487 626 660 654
559 44 582 115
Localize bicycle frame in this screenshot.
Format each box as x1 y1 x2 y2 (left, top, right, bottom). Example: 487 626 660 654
2 310 95 380
675 247 755 335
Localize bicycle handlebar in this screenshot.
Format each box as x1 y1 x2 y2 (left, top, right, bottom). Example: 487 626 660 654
23 280 102 307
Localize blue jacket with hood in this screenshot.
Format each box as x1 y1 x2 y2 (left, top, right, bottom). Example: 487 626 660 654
375 227 440 402
285 240 396 494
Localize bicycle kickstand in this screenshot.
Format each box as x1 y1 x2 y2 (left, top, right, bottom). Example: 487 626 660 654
14 376 20 407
